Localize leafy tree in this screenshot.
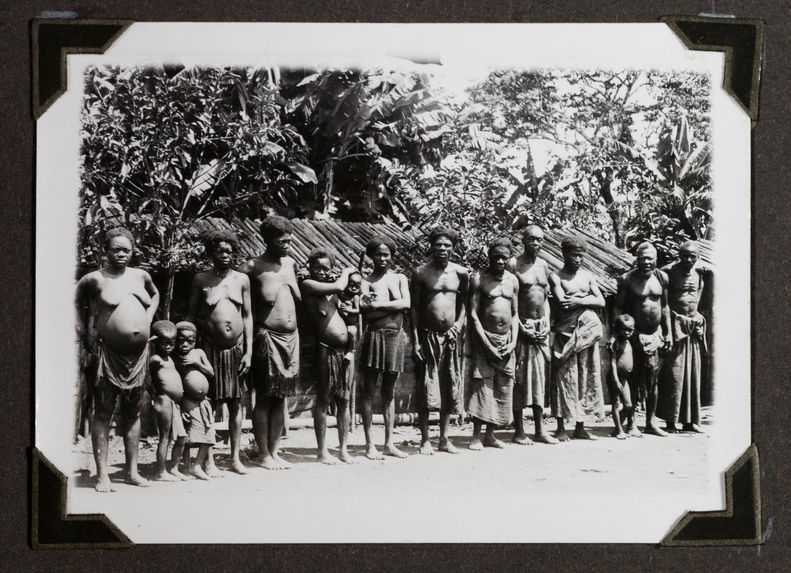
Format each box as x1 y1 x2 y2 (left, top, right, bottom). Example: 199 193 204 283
80 65 315 317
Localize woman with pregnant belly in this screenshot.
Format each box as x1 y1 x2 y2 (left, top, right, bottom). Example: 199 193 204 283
75 227 160 492
186 230 253 475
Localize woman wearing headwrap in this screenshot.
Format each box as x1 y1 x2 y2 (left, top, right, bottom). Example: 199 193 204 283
548 235 606 441
75 227 160 491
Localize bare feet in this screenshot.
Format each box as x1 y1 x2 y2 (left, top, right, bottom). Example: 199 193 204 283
167 467 188 481
665 424 678 434
683 423 704 433
627 425 643 438
512 433 534 445
272 454 292 468
573 427 598 440
190 464 211 480
317 450 341 465
94 475 115 493
419 440 435 455
251 455 286 470
469 438 484 451
385 444 408 458
153 470 180 482
338 448 357 464
230 460 249 475
483 437 505 449
534 432 558 444
125 472 150 487
554 431 571 442
644 424 668 437
204 464 224 478
438 440 459 454
365 445 385 460
610 429 628 440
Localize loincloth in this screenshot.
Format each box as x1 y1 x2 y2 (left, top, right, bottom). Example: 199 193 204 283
361 327 407 374
415 327 462 414
183 398 216 446
514 318 550 410
90 340 149 417
251 327 300 399
157 394 187 441
659 312 705 425
464 329 515 426
316 342 353 405
200 333 245 402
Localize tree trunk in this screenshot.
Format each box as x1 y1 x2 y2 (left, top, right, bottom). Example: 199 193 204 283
162 265 176 321
594 172 624 248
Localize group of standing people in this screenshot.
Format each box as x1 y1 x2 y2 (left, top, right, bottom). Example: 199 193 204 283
75 218 709 491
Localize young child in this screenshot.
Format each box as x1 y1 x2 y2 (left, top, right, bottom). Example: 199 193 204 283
338 270 363 363
149 320 188 481
608 314 638 439
174 321 217 480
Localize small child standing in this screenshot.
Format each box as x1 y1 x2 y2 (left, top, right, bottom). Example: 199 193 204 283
338 271 363 364
149 320 188 481
608 314 639 439
174 321 217 480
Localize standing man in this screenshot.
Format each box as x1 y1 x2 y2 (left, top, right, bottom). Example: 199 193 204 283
509 225 557 445
360 236 411 460
245 216 301 469
465 238 519 450
549 236 606 441
186 230 253 475
410 227 469 455
660 241 707 433
614 241 672 437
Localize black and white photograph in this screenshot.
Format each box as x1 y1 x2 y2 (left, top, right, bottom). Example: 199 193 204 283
35 23 751 543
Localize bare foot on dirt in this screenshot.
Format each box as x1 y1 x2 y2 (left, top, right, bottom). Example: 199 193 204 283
419 441 435 455
317 450 341 465
167 467 188 481
573 427 598 440
126 472 150 487
512 433 534 445
554 431 570 442
469 438 484 451
252 455 285 470
272 454 292 468
94 476 115 493
438 440 459 454
683 424 704 433
644 424 668 437
338 448 357 464
230 460 249 475
385 444 408 458
534 432 558 444
365 445 385 460
204 464 224 478
664 424 678 434
627 426 643 438
611 429 628 440
190 464 211 480
153 470 180 482
483 437 505 449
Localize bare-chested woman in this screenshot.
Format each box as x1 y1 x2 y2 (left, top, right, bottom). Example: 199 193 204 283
75 227 159 491
549 236 606 441
659 241 708 433
410 227 469 455
186 230 252 475
509 225 557 445
244 216 301 470
466 238 519 450
360 236 411 460
613 241 672 437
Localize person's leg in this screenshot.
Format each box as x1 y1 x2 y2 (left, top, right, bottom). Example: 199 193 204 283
362 370 383 460
418 407 433 455
314 349 337 464
644 360 668 436
90 385 116 492
532 406 557 444
484 422 504 448
469 418 484 450
252 394 279 469
119 388 149 486
227 398 248 473
168 437 187 479
268 397 291 467
437 411 458 453
203 402 221 476
152 395 178 480
512 405 532 445
382 372 406 458
335 396 355 463
191 444 211 480
607 377 627 439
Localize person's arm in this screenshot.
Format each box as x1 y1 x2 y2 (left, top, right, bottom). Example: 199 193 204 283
659 270 672 349
74 274 93 343
239 274 253 375
449 266 469 338
563 273 605 310
504 275 520 355
300 268 352 296
409 269 424 360
366 274 411 311
185 273 202 324
142 270 160 323
286 258 302 303
609 275 628 350
469 273 500 360
195 349 215 379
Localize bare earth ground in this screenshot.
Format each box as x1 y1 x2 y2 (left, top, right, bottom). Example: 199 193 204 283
70 407 714 543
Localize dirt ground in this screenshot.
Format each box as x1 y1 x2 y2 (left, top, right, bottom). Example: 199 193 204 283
68 407 716 543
